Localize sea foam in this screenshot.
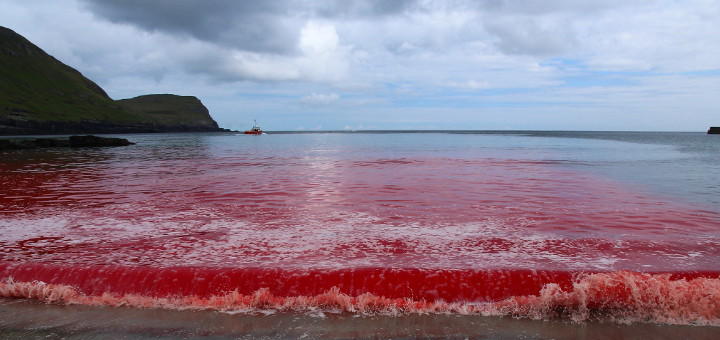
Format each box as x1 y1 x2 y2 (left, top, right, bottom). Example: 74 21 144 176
2 270 718 326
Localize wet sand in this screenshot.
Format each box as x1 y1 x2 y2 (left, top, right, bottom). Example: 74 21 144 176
2 298 719 339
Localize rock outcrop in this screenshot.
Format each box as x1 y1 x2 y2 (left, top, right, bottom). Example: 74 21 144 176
0 135 134 150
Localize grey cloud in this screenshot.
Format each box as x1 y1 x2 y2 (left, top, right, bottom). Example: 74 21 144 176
448 0 638 57
76 0 699 83
483 16 578 56
472 0 643 57
474 0 632 14
81 0 299 54
80 0 599 59
81 0 420 55
314 0 418 18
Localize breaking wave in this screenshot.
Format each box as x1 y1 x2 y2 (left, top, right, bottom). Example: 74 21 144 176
1 268 718 326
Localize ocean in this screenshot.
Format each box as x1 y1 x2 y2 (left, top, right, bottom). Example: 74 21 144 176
1 131 719 339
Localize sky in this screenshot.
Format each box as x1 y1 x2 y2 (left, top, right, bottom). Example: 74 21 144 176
2 0 720 131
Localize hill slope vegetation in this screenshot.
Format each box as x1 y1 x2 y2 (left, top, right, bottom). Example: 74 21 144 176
0 26 223 135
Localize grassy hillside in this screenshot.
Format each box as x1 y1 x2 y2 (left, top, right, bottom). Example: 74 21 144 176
0 26 222 134
118 94 218 129
0 26 144 123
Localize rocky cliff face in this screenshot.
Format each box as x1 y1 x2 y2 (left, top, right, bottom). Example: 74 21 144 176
0 26 225 135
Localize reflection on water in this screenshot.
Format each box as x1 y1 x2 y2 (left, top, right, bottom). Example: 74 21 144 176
1 133 719 271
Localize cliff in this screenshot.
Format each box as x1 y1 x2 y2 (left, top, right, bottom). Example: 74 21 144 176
0 26 225 135
117 94 219 131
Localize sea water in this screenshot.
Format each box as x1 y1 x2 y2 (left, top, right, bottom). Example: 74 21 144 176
1 131 719 338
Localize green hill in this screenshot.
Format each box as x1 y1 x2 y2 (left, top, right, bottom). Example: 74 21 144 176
0 26 223 135
118 94 219 130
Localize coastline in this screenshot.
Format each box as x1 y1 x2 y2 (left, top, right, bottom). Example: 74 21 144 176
0 118 233 136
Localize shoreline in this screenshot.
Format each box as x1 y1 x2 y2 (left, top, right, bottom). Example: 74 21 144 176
2 298 719 340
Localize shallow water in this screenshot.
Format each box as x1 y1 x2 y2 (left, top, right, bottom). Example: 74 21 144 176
1 131 719 335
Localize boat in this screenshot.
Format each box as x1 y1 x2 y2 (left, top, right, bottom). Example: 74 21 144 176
244 120 264 135
708 127 719 134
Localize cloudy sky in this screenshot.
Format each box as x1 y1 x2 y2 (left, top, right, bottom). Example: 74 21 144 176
3 0 719 131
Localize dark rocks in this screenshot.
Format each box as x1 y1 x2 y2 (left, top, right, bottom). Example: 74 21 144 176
0 139 16 150
0 135 134 150
708 127 719 134
33 138 70 148
69 135 134 147
0 138 67 150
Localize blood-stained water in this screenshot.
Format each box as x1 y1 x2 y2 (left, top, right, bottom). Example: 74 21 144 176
1 132 719 326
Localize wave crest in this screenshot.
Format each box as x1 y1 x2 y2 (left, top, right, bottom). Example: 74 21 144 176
2 271 719 325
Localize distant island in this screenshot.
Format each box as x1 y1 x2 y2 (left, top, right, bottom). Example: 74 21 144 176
0 26 230 135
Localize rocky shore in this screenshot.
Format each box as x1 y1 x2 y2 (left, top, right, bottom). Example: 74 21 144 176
0 135 134 150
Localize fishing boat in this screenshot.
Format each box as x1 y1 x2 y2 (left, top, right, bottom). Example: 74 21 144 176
244 120 264 135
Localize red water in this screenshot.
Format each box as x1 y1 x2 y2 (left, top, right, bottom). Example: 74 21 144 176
1 145 720 325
